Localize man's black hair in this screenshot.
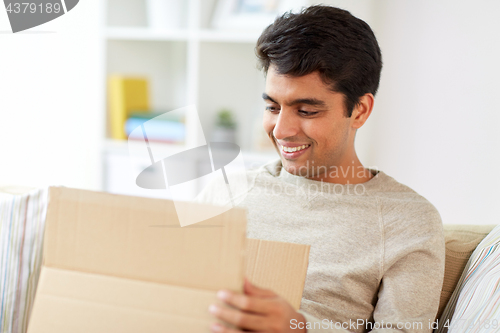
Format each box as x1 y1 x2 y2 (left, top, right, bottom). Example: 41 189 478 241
256 5 382 117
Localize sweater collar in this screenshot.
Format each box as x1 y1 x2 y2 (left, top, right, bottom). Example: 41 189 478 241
265 159 384 195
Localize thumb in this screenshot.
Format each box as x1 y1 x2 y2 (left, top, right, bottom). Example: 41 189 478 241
244 278 276 297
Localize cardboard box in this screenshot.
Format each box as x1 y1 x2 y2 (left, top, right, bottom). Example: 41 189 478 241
28 187 310 332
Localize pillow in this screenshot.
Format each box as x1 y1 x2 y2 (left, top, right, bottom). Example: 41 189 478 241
0 187 48 333
435 224 500 333
436 224 496 320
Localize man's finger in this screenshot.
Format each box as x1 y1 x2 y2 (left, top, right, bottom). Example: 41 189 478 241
209 304 267 331
217 290 274 314
243 278 276 297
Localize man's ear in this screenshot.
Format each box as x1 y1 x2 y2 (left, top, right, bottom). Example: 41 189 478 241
351 93 374 129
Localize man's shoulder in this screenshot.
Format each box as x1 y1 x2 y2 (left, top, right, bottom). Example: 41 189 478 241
366 170 420 195
369 171 431 200
247 158 282 177
194 158 279 206
236 158 283 185
371 171 442 229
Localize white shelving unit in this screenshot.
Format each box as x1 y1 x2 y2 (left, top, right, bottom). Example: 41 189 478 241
105 27 261 43
102 0 278 199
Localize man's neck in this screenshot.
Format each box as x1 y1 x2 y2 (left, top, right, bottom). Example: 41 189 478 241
305 156 374 185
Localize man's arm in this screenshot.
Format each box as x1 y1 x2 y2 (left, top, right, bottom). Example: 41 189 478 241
297 218 445 333
367 206 446 333
292 197 445 333
208 203 445 333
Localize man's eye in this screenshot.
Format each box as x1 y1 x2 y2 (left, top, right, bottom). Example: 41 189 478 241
265 106 280 113
299 111 318 116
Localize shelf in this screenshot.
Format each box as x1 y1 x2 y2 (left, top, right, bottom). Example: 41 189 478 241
102 0 275 196
105 27 190 41
103 139 186 156
105 27 260 43
198 30 260 43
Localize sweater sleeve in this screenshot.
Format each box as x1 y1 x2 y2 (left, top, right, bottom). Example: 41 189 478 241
369 199 446 333
297 310 351 332
296 199 445 333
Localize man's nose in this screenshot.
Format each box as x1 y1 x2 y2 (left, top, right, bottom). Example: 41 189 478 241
273 109 299 140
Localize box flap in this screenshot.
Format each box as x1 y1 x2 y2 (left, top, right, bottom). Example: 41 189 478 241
246 238 310 309
44 187 246 292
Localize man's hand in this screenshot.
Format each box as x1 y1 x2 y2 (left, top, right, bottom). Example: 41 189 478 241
208 278 307 332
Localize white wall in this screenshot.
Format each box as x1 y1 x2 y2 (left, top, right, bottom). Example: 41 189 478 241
0 0 104 190
316 0 500 225
370 0 500 225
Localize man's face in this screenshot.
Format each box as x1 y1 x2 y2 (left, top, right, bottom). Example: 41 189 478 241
263 66 356 180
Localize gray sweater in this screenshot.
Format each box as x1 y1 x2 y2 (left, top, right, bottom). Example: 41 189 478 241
198 159 445 333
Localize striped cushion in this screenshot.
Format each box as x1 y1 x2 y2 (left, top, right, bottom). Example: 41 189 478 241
0 188 48 333
437 225 496 320
436 224 500 333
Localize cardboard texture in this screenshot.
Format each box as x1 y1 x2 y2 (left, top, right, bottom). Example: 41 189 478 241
245 239 310 310
28 187 310 333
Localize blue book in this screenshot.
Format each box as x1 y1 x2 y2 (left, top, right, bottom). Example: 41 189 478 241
126 117 185 143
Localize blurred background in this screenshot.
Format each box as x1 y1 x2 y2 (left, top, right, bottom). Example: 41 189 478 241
1 0 499 225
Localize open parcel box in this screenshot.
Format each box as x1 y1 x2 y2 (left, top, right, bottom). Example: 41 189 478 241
28 187 310 332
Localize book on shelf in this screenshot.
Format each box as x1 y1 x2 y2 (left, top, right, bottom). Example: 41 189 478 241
126 111 185 144
108 76 150 140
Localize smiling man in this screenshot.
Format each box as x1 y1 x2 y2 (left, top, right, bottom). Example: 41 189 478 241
201 5 445 333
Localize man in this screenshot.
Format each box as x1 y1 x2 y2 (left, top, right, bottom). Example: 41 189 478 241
202 5 445 333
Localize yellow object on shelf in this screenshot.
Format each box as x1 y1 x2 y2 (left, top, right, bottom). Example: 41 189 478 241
108 75 150 140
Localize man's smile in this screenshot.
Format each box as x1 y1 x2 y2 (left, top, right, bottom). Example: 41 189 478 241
279 143 311 159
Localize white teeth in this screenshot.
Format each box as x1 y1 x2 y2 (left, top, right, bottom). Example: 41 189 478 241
282 144 309 153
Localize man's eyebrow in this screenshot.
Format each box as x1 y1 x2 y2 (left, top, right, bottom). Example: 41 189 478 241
288 98 326 107
262 93 326 107
262 93 277 103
